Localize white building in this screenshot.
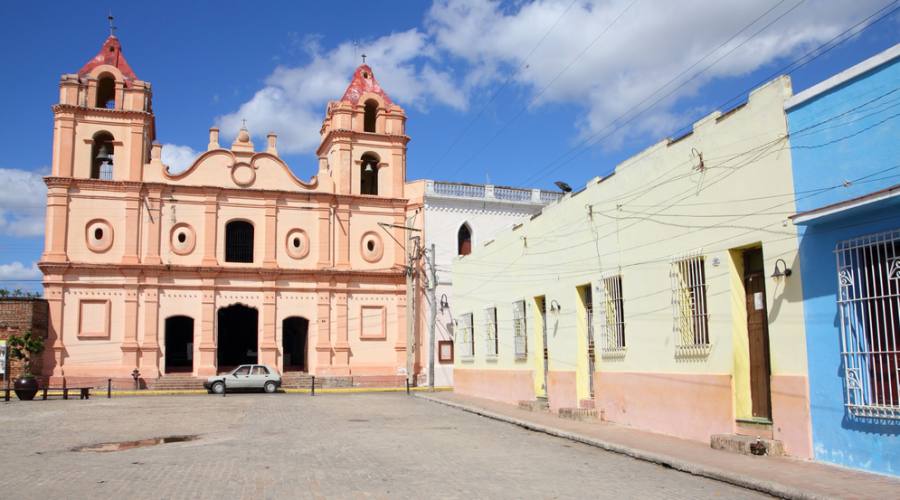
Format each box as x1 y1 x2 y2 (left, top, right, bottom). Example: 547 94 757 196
420 180 562 386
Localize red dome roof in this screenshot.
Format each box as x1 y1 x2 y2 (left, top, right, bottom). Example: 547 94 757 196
340 64 393 106
78 36 138 87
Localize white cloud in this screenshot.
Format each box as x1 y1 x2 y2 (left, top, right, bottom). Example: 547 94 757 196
0 261 41 281
214 0 887 157
426 0 888 143
0 168 46 237
217 29 468 155
161 144 199 174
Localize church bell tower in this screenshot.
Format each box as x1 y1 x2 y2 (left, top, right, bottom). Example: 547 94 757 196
50 34 155 182
317 63 409 198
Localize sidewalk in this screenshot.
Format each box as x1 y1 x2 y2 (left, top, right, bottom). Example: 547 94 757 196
416 392 900 500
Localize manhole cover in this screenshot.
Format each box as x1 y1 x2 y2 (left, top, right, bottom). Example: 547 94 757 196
72 435 199 452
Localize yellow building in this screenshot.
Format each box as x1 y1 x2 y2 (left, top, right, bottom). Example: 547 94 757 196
452 76 812 458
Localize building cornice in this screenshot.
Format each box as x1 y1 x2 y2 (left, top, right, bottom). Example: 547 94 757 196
38 261 407 283
45 176 413 208
316 129 410 156
52 103 154 120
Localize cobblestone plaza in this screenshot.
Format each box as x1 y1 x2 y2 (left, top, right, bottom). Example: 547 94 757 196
0 393 764 499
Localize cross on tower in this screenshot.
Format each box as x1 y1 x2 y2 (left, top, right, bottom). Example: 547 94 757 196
241 118 247 129
107 11 117 37
361 53 367 64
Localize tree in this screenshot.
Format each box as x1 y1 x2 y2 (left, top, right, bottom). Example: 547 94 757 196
7 330 45 378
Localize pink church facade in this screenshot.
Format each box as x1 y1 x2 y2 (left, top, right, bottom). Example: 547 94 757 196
39 36 427 386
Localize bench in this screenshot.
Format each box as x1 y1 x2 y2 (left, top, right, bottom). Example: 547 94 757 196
41 387 91 400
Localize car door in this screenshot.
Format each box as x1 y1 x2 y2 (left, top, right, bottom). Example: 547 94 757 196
230 365 252 389
249 365 270 389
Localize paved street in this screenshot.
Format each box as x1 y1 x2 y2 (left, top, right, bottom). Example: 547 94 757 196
0 393 764 499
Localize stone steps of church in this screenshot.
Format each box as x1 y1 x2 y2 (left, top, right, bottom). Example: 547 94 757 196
149 375 206 390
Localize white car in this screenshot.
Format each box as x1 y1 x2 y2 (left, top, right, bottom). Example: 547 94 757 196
204 364 281 394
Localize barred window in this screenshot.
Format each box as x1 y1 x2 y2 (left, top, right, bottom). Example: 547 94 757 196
836 229 900 420
484 307 498 358
671 252 709 355
513 300 527 359
458 313 475 358
599 274 626 355
225 220 254 263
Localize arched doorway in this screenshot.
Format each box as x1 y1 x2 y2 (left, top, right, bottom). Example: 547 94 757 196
217 304 258 370
165 316 194 373
282 317 309 372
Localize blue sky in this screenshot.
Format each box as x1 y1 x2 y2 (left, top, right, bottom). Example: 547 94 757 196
0 0 898 291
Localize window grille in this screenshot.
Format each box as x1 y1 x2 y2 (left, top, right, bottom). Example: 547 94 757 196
458 313 474 359
513 300 527 359
484 307 498 358
836 229 900 420
225 221 254 263
598 273 626 356
671 252 710 356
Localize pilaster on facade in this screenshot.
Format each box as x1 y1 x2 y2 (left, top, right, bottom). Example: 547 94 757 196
143 186 163 265
201 189 220 267
41 177 72 263
139 274 161 378
121 186 142 265
197 277 218 376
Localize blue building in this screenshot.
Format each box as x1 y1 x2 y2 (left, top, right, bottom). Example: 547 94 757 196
787 44 900 477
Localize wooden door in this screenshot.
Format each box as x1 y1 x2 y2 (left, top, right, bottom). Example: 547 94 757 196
744 249 772 420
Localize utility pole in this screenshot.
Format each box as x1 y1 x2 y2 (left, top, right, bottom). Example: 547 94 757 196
427 243 437 390
379 220 423 387
406 235 420 384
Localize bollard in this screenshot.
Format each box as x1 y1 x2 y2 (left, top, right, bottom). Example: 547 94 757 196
107 378 112 399
311 375 315 397
406 377 410 395
222 377 226 398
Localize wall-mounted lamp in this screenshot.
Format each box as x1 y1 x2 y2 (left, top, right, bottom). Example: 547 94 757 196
439 293 449 311
550 299 561 313
771 258 792 279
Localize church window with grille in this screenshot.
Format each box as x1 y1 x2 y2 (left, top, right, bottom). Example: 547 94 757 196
225 220 254 263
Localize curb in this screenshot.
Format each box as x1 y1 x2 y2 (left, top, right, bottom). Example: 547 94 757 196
415 394 827 500
105 387 454 397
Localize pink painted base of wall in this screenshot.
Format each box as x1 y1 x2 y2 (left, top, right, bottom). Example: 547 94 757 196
770 374 813 459
454 368 535 405
548 371 577 411
595 371 734 444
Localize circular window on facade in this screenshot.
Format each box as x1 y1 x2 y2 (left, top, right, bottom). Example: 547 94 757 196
360 231 384 263
85 219 114 253
170 223 196 255
285 229 310 259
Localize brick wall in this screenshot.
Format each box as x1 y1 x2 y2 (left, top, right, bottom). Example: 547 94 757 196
0 298 49 382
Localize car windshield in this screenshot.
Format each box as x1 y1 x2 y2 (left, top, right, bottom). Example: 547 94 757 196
233 366 251 376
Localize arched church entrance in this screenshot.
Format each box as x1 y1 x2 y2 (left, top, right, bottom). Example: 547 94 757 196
282 317 309 372
164 316 194 373
217 304 258 370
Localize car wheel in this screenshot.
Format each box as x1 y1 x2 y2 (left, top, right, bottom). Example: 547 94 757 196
263 381 276 394
211 381 225 394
